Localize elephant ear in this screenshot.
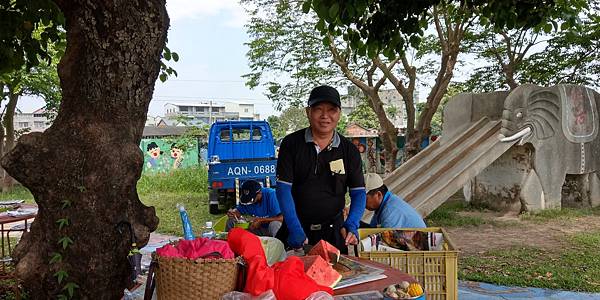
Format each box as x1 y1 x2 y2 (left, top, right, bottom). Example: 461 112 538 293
527 89 560 140
559 85 599 143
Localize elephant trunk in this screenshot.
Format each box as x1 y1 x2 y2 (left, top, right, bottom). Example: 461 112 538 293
499 126 532 143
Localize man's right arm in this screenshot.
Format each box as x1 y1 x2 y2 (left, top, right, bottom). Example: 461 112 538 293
276 137 306 248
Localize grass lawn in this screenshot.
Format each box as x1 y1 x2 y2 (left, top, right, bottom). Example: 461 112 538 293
139 191 223 236
460 231 600 292
137 166 224 236
429 198 600 292
0 186 35 204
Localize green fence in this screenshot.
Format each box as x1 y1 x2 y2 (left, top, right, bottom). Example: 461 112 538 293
140 138 200 173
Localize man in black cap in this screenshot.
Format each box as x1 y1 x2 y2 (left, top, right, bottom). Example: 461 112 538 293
226 180 283 237
275 85 366 254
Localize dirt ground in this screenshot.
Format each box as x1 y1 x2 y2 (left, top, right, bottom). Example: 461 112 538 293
444 210 600 255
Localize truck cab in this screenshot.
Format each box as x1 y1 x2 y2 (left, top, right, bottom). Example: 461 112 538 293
207 120 277 214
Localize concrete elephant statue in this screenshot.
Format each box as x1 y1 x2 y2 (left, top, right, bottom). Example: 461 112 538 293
499 84 600 209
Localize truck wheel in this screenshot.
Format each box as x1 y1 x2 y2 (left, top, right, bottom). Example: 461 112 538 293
209 190 220 214
209 203 220 214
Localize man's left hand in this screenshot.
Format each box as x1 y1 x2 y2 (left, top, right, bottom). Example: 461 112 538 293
340 227 358 245
249 219 262 230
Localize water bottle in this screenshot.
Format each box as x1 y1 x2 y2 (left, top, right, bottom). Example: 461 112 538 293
201 221 215 239
177 203 195 240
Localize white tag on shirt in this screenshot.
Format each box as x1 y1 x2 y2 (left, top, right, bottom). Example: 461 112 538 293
329 159 345 174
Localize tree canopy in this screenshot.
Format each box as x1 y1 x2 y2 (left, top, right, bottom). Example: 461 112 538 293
303 0 574 59
0 0 64 75
459 3 597 93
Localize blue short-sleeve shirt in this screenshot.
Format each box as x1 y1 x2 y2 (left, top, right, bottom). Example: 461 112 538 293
236 187 281 218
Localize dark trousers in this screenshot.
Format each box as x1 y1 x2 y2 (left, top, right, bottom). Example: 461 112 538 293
276 212 348 254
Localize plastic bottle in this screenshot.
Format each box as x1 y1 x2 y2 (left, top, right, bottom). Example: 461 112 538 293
177 203 195 240
201 221 215 239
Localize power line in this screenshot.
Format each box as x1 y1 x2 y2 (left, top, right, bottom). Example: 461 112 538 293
158 79 246 83
153 95 270 102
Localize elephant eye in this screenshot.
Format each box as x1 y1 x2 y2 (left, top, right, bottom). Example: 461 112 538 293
516 112 523 118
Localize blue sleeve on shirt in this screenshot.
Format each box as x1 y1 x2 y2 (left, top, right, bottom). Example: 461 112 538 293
236 204 250 215
276 182 306 248
264 188 281 216
344 188 366 237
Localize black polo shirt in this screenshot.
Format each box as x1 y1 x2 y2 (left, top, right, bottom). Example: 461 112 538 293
277 128 364 225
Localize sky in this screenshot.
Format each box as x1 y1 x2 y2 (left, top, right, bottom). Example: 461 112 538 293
18 0 279 119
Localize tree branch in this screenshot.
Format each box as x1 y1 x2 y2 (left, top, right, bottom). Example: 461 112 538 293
327 37 371 91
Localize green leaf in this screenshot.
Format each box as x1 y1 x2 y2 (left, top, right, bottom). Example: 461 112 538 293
57 218 69 230
57 294 68 300
543 23 552 33
50 252 62 264
58 236 74 249
329 3 339 19
409 35 421 48
61 199 71 209
129 248 141 256
171 52 179 62
159 73 167 82
54 270 68 284
315 19 325 32
302 0 312 14
62 282 79 298
163 50 171 61
560 22 569 30
322 36 331 47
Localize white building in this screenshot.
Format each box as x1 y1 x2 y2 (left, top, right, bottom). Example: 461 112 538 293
343 86 409 130
13 108 51 132
163 101 259 126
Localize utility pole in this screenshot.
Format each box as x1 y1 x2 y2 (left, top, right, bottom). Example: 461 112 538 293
208 99 212 125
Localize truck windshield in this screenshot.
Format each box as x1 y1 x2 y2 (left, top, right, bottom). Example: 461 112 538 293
219 128 262 142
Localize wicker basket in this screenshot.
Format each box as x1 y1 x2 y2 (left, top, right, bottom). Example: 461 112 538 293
155 255 241 300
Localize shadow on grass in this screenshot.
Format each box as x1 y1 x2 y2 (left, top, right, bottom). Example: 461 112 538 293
425 200 500 227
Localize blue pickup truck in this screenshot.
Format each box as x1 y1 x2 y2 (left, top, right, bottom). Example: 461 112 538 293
207 120 277 214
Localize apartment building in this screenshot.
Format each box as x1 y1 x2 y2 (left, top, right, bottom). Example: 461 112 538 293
343 86 409 130
13 108 51 132
163 101 259 126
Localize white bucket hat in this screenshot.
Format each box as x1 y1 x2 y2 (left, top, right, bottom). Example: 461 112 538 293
364 173 384 193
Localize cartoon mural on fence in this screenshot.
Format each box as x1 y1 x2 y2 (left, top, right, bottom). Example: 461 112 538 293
140 138 200 172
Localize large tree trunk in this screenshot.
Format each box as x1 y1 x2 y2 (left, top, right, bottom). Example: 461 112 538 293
404 5 468 159
365 91 398 173
2 90 18 191
0 82 5 183
1 1 168 298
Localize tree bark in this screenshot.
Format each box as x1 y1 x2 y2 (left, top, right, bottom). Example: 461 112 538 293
2 89 19 191
0 82 5 183
1 0 168 298
365 91 398 172
373 56 416 160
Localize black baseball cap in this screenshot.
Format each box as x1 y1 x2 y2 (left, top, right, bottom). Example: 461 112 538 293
240 180 261 204
307 85 341 108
